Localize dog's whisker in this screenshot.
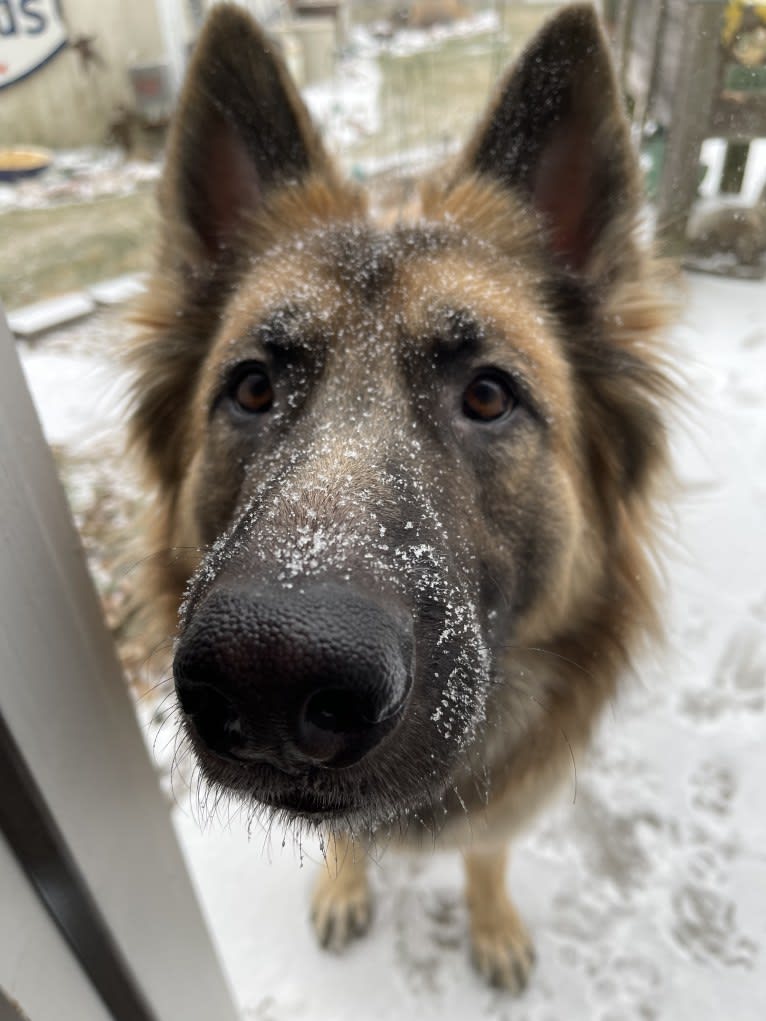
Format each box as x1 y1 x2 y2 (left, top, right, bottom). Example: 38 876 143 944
136 672 174 705
152 686 178 721
141 634 176 664
149 695 179 754
140 677 174 723
168 736 190 805
116 546 208 582
524 693 579 805
502 643 596 681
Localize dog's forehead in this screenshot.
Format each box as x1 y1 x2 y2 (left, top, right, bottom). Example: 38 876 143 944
219 218 552 360
230 220 463 312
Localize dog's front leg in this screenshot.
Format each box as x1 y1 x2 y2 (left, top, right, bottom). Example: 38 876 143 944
311 831 372 952
464 847 536 992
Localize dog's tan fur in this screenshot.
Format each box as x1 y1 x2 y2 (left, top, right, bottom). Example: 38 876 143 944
128 3 671 990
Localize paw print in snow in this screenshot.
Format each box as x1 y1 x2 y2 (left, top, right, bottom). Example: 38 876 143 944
671 884 757 969
688 759 737 818
596 955 662 1021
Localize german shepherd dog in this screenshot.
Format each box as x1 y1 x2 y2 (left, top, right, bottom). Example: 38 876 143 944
130 2 669 991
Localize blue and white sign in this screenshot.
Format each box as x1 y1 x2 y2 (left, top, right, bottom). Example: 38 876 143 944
0 1 68 91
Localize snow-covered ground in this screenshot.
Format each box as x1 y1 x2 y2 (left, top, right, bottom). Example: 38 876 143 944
16 269 766 1019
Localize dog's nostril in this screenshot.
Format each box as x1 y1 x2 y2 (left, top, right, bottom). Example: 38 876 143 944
303 688 371 734
177 680 243 757
296 688 381 767
178 678 228 721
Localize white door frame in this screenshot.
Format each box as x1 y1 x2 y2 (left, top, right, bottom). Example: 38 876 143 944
0 308 239 1021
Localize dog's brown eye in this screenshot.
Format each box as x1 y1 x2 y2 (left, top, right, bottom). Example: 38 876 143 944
462 375 513 422
233 369 273 414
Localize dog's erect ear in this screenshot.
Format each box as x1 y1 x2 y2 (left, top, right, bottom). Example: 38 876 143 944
160 3 332 262
456 4 638 274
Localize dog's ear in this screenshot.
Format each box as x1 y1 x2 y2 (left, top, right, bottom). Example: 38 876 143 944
456 4 638 275
160 3 332 263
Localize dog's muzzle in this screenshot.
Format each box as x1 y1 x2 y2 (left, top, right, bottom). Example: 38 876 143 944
174 582 413 772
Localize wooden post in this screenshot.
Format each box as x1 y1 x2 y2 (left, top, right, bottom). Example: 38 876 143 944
655 1 725 254
153 0 188 93
614 0 639 93
631 0 668 141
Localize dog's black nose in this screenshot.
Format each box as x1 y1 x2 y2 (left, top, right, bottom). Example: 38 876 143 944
174 584 413 770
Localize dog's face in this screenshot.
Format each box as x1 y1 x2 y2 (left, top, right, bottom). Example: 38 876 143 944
131 4 667 832
172 220 583 824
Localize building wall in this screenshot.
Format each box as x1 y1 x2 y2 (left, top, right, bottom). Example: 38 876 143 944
0 0 189 147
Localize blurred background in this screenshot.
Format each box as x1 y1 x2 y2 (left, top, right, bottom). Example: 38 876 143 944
2 0 765 309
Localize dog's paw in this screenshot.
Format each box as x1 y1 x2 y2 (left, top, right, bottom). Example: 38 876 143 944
469 901 536 993
311 863 372 953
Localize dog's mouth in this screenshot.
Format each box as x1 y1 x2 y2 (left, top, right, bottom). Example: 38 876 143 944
257 781 344 818
185 724 396 823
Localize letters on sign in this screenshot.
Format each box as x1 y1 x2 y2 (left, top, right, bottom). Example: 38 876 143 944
0 1 69 91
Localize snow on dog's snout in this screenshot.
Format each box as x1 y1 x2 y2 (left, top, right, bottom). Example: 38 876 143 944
178 413 493 787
